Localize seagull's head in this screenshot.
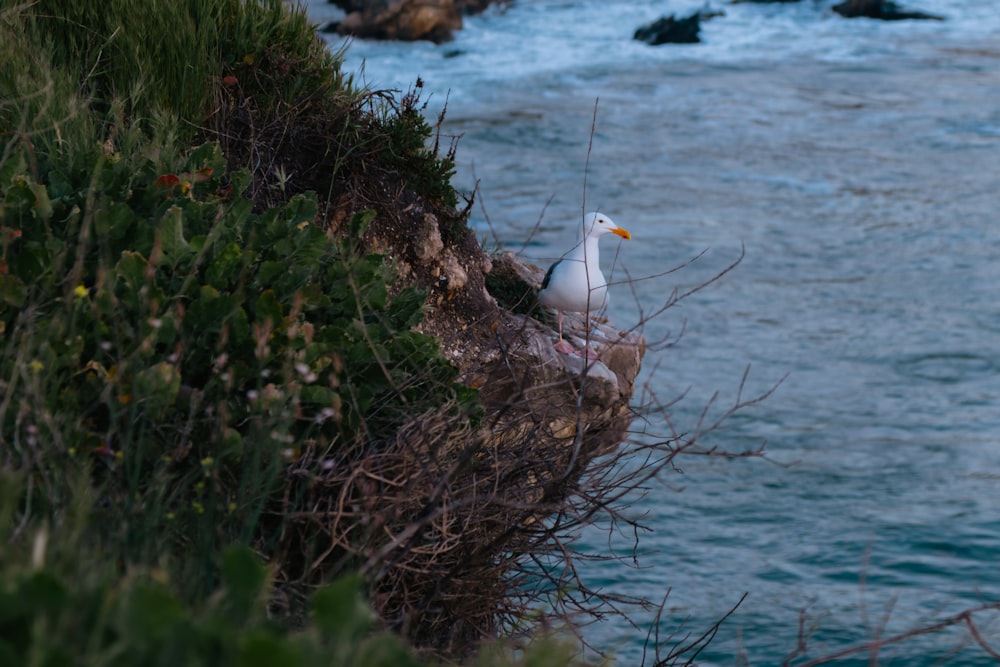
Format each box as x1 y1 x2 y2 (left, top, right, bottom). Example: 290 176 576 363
584 212 631 241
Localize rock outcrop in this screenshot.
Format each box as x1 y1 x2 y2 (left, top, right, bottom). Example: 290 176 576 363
832 0 944 20
320 202 644 650
322 176 644 472
334 196 644 459
332 0 463 43
475 252 644 458
328 0 507 42
634 9 725 45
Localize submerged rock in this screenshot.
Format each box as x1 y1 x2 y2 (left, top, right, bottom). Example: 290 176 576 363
634 14 700 45
832 0 944 20
634 9 723 46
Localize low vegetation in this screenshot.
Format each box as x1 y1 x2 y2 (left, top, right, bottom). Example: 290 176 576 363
0 0 575 664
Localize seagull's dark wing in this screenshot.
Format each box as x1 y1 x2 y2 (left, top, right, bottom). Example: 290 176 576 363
540 259 561 291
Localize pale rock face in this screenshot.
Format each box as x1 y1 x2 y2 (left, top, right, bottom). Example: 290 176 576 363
414 213 444 261
439 248 467 292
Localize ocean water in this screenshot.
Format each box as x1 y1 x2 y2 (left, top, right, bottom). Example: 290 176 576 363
307 1 1000 664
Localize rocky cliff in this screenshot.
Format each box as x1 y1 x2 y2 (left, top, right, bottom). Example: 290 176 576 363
210 30 643 650
321 200 645 651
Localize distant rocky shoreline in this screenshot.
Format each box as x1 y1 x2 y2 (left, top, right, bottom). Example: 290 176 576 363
323 0 945 45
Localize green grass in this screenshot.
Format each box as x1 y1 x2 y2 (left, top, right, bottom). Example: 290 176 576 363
7 0 349 135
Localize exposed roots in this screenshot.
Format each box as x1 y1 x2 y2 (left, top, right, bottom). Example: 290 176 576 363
271 373 625 655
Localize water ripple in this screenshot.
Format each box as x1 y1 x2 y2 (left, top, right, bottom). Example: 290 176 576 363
894 353 997 384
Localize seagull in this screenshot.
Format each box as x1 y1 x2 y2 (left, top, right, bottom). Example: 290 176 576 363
538 212 631 357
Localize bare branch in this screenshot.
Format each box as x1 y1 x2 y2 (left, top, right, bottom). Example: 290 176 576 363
786 602 1000 666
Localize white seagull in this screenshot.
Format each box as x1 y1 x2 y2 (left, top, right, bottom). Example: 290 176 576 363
538 212 631 357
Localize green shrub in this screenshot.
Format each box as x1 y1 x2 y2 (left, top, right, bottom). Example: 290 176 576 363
0 517 585 667
0 134 476 597
382 82 460 213
0 496 421 667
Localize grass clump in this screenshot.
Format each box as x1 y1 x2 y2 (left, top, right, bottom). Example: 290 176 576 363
13 0 347 136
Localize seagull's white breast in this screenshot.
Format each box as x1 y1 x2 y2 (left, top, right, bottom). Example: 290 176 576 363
538 238 609 313
538 212 629 316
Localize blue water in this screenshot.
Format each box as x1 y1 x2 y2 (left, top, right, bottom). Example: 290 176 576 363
308 1 1000 663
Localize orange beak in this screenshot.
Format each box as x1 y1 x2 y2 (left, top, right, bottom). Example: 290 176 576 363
612 226 631 240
